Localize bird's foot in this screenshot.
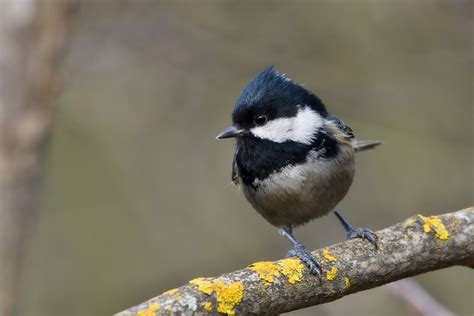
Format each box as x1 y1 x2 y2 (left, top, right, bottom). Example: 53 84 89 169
346 227 378 248
286 243 321 278
334 210 378 249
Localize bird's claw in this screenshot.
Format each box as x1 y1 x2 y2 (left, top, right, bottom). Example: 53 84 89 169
346 227 378 248
286 243 321 278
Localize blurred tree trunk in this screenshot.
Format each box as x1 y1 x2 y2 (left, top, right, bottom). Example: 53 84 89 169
0 1 78 315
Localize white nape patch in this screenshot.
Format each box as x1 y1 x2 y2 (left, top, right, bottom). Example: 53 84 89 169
250 106 323 144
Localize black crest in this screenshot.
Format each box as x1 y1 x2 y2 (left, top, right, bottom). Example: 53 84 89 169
232 65 329 129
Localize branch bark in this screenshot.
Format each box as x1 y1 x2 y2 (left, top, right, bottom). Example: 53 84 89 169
0 1 78 315
117 207 473 315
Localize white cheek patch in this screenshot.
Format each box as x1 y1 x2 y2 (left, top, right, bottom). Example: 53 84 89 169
250 106 323 144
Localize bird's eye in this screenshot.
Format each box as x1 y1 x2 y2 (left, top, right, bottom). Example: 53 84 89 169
254 115 268 126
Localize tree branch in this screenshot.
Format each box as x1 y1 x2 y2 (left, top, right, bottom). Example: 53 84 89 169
117 207 473 315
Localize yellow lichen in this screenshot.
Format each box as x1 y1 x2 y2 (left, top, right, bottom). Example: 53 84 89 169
190 278 215 295
249 259 305 286
189 278 244 315
406 217 417 225
162 288 179 296
215 281 244 315
278 258 304 284
344 277 350 288
418 214 449 240
136 303 160 316
326 267 338 281
248 261 281 285
403 233 408 239
322 248 337 262
203 301 213 312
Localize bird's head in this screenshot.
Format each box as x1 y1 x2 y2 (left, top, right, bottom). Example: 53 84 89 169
216 65 329 145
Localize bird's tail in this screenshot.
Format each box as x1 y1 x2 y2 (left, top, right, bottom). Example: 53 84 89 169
352 139 382 152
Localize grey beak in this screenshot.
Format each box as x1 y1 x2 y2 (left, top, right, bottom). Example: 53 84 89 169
216 126 245 139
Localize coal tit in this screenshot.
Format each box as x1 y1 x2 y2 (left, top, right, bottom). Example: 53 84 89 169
217 66 381 277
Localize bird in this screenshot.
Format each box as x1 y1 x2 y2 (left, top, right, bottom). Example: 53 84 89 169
216 65 381 277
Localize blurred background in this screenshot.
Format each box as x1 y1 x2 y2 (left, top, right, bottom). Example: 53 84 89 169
16 0 472 315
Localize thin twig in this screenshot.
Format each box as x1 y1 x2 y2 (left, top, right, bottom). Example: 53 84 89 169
386 278 454 316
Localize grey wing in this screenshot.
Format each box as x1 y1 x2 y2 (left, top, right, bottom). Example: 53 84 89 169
328 113 354 139
328 113 382 152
